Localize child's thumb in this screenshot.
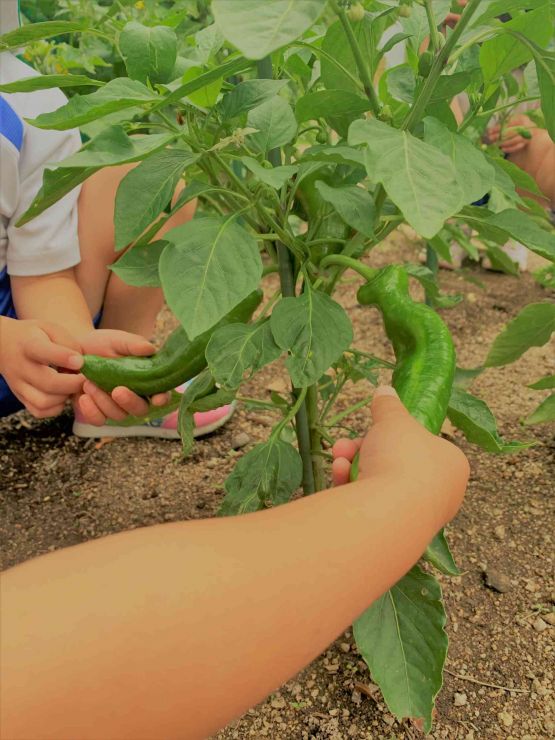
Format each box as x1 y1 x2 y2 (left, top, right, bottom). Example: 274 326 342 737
371 386 409 423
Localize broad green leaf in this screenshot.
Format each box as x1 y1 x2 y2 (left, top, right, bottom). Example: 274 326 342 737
485 245 520 276
354 566 447 734
193 23 225 65
529 374 555 390
27 78 158 131
16 166 97 226
524 394 555 425
424 532 461 577
220 439 302 515
385 65 416 103
0 20 87 51
459 208 555 262
60 126 174 168
295 90 371 122
479 4 552 86
472 0 546 27
299 145 366 169
114 148 198 250
429 72 477 103
160 216 263 339
181 65 223 108
485 303 555 367
219 79 289 120
247 96 297 153
405 264 462 309
109 240 166 288
0 75 102 93
120 22 177 84
314 181 375 238
447 388 532 453
241 157 298 189
489 156 543 198
322 15 383 93
270 290 353 387
423 118 495 205
212 0 325 59
163 56 254 109
349 119 463 239
206 319 282 389
535 51 555 141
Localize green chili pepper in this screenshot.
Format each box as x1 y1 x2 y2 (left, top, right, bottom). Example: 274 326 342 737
82 290 263 395
357 265 455 434
418 50 434 78
515 126 532 140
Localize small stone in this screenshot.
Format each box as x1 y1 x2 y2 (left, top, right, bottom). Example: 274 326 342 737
340 642 351 653
329 709 339 717
454 692 468 707
493 525 505 540
498 711 513 728
484 568 512 593
543 612 555 626
270 696 286 710
533 617 548 633
231 432 251 450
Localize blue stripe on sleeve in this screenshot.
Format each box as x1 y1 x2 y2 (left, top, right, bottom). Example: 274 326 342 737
0 95 24 151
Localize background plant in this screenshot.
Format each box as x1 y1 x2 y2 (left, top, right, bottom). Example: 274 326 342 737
2 0 554 729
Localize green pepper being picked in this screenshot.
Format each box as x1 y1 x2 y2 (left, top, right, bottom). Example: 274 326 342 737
82 290 263 396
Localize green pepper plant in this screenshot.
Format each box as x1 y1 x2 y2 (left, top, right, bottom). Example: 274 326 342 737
2 0 554 729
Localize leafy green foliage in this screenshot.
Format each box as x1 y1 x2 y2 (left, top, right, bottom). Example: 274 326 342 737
485 303 555 367
109 240 166 288
354 566 448 733
160 217 262 339
524 394 555 425
120 22 177 84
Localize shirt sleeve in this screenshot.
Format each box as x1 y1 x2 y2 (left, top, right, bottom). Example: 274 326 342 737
5 79 83 277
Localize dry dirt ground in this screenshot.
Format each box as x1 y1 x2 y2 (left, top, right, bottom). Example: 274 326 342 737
1 235 553 739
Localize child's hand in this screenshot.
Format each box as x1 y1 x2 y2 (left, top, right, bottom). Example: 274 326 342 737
0 318 84 418
487 114 535 155
75 329 170 425
332 386 468 524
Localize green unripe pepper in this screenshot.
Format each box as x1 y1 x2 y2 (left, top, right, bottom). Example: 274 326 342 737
516 126 532 140
398 4 412 18
82 290 263 395
357 265 456 435
347 3 365 22
418 50 434 78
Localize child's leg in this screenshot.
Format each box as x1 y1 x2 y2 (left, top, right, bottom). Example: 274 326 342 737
74 164 195 338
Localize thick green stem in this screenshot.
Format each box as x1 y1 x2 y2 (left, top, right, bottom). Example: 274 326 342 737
257 56 315 495
320 254 377 282
424 0 441 53
306 385 326 491
329 0 380 116
425 244 439 307
402 0 484 132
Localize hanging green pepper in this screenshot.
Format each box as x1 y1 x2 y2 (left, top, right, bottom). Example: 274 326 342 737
357 265 455 433
82 290 263 395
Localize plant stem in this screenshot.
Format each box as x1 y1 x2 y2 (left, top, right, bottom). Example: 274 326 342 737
257 56 315 495
329 0 380 116
423 0 441 53
306 385 325 491
327 394 374 427
402 0 484 132
425 244 439 306
320 254 376 282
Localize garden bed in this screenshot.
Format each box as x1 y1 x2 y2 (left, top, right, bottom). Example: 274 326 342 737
1 236 553 739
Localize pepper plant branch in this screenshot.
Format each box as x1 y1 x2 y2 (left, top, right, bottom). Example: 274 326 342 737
402 0 484 132
424 0 441 54
328 0 380 116
320 254 377 282
326 394 374 427
257 56 315 495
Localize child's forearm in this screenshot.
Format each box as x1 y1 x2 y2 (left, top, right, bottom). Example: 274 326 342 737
1 468 465 740
11 269 94 339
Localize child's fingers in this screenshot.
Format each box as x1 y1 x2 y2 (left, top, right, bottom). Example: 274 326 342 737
24 337 83 371
77 394 107 426
32 367 84 396
41 322 82 354
111 386 151 417
18 384 67 419
151 392 171 406
82 381 128 422
104 331 155 358
332 457 352 487
332 438 361 462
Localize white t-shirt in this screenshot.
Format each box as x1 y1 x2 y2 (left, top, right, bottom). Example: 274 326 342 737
0 52 82 276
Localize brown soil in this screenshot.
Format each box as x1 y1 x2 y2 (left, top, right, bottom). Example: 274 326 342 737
1 235 553 739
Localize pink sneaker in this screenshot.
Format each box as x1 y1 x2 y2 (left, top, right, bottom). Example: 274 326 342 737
72 384 236 440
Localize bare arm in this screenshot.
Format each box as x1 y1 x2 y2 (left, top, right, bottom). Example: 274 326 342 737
11 269 94 339
1 390 469 740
